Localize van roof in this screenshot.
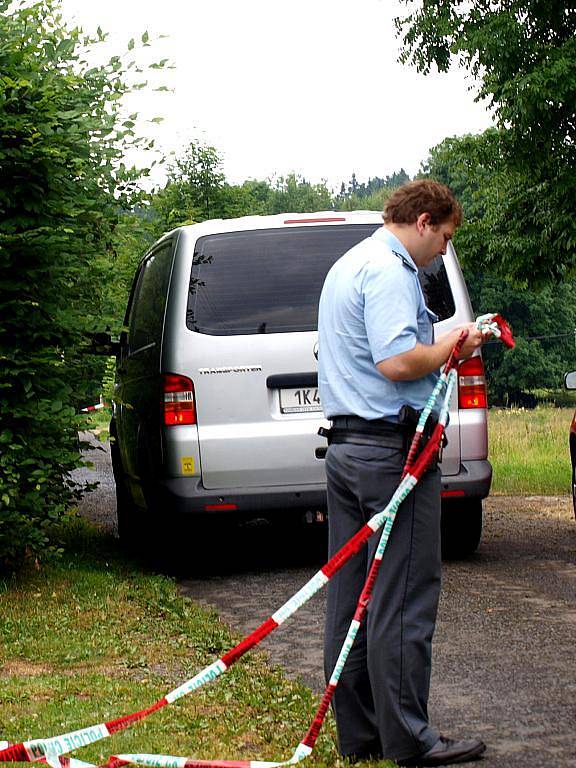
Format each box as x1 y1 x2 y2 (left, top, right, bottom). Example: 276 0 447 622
173 210 384 238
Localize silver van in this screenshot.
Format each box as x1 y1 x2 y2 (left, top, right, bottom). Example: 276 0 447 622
109 211 492 558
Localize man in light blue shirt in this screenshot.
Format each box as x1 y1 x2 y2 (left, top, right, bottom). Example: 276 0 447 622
318 225 439 421
318 181 486 767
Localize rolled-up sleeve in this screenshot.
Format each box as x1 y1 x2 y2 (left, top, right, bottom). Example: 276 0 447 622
362 258 419 365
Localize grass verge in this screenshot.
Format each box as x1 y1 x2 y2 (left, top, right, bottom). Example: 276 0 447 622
4 404 570 767
488 406 572 495
0 518 367 768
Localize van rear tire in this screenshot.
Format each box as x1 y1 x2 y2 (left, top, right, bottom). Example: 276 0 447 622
115 480 141 551
441 499 483 559
110 423 148 554
111 443 142 552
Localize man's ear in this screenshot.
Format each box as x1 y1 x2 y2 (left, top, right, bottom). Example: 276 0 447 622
416 212 431 234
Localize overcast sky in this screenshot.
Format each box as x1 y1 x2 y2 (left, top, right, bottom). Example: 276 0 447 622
59 0 493 191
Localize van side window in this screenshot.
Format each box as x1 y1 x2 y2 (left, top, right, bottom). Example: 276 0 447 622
419 259 456 320
128 243 173 354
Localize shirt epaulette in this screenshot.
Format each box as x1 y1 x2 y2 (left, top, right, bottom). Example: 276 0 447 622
391 249 418 272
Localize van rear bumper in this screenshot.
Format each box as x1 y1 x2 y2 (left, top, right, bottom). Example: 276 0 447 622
156 458 492 518
440 459 492 499
157 477 327 518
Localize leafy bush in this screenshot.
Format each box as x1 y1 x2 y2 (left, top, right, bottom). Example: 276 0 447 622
468 274 576 405
0 0 155 571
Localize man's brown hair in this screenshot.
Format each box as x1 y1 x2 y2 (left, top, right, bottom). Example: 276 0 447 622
383 180 463 227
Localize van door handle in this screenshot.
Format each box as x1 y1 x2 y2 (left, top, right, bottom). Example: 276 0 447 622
267 372 318 389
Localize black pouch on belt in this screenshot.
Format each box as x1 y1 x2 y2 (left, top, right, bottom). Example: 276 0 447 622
398 405 447 441
398 404 448 461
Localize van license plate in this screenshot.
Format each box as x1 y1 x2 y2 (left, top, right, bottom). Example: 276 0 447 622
280 387 322 414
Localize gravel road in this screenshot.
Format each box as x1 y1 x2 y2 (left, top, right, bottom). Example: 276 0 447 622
77 436 576 768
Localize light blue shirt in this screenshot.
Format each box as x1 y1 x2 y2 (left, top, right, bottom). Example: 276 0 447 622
318 227 439 421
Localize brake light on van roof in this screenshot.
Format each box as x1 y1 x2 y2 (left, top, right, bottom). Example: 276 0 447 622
163 374 196 426
458 356 487 409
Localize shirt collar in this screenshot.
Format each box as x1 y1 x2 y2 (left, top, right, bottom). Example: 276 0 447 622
372 226 418 272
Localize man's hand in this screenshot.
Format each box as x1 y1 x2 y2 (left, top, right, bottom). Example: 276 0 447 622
440 323 485 360
376 323 488 382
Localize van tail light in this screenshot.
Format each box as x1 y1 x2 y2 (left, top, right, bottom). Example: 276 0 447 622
163 374 196 426
458 356 487 409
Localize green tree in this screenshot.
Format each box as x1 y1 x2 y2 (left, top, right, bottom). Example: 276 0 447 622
333 170 411 211
0 0 155 570
419 132 498 269
470 274 576 404
265 173 333 214
102 205 159 335
397 1 576 282
422 133 576 402
334 188 388 212
151 140 226 230
217 179 272 219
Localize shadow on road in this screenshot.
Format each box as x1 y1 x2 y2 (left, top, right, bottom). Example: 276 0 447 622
138 517 328 579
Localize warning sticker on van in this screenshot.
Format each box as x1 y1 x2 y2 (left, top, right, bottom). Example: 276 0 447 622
280 387 322 414
181 457 196 475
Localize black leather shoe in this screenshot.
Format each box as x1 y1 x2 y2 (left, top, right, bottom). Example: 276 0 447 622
397 736 486 766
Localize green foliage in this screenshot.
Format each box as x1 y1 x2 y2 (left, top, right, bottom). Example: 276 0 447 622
102 205 159 335
397 1 576 281
0 0 152 570
473 276 576 404
333 189 385 213
264 173 333 214
333 170 410 211
147 143 336 232
336 170 410 200
151 142 226 230
216 179 273 219
422 134 576 402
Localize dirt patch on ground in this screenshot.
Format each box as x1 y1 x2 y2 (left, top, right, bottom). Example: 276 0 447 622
0 659 131 680
0 660 53 677
485 494 572 519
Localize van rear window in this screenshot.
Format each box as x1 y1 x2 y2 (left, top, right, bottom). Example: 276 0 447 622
186 225 455 335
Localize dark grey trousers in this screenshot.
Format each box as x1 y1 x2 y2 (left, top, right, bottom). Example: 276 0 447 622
324 442 442 763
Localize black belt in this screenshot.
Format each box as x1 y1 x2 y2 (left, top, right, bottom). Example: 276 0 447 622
319 415 412 450
330 415 407 433
319 409 444 455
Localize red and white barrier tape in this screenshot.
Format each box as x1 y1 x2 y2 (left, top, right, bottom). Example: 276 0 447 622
1 316 514 768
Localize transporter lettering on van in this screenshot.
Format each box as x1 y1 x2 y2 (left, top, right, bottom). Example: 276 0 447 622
198 366 262 375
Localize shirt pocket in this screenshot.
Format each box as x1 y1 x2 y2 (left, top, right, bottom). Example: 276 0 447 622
417 305 438 345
